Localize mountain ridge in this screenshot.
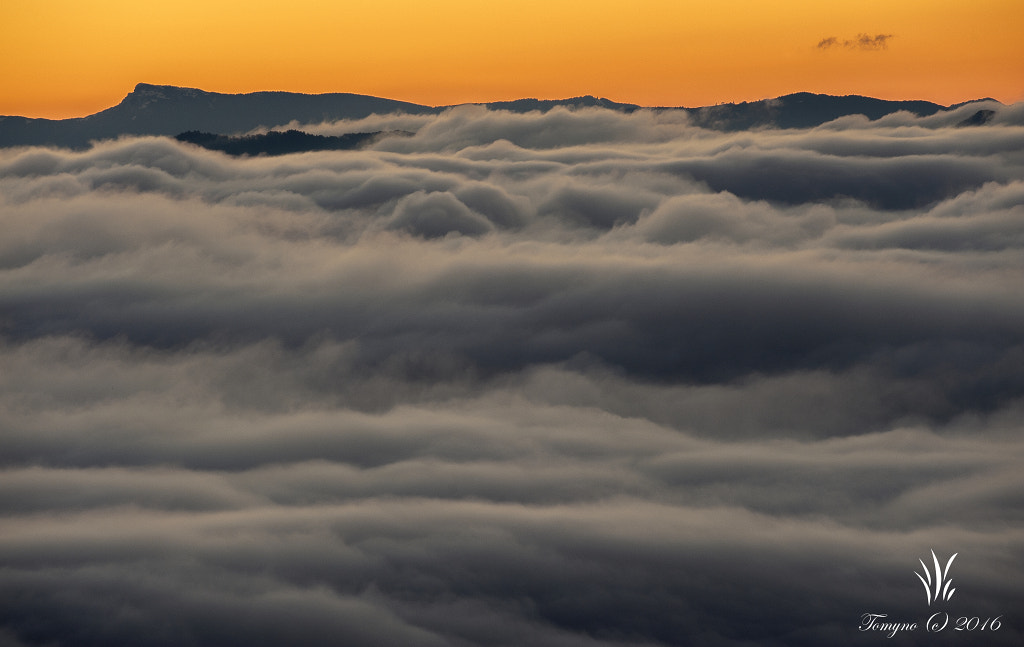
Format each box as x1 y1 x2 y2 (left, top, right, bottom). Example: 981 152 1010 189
0 83 1004 149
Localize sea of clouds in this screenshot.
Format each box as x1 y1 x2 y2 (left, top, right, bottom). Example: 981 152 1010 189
2 103 1023 646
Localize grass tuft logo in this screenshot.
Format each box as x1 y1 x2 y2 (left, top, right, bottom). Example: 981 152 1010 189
914 550 957 606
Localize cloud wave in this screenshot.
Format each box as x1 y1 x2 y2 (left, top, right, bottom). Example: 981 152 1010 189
2 105 1023 646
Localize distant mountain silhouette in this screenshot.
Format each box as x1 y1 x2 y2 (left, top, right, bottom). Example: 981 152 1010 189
175 129 411 156
0 84 436 149
482 96 640 113
0 83 1005 149
680 92 947 130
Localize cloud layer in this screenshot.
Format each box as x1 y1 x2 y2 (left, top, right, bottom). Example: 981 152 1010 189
2 105 1024 646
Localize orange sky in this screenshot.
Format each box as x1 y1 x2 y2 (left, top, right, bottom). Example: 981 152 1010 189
2 0 1022 119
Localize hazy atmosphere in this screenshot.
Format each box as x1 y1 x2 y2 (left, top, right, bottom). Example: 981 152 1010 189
2 100 1023 645
3 0 1022 118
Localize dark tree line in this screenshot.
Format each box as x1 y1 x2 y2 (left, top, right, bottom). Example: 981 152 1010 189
175 129 409 156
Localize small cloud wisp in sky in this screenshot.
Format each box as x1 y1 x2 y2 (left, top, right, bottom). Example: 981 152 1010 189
818 33 894 50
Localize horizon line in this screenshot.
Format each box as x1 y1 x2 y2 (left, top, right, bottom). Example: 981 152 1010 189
4 82 1008 121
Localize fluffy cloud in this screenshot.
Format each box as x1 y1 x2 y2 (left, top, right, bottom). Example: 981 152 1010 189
2 105 1023 646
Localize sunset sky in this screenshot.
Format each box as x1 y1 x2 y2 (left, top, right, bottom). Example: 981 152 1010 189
2 0 1023 119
